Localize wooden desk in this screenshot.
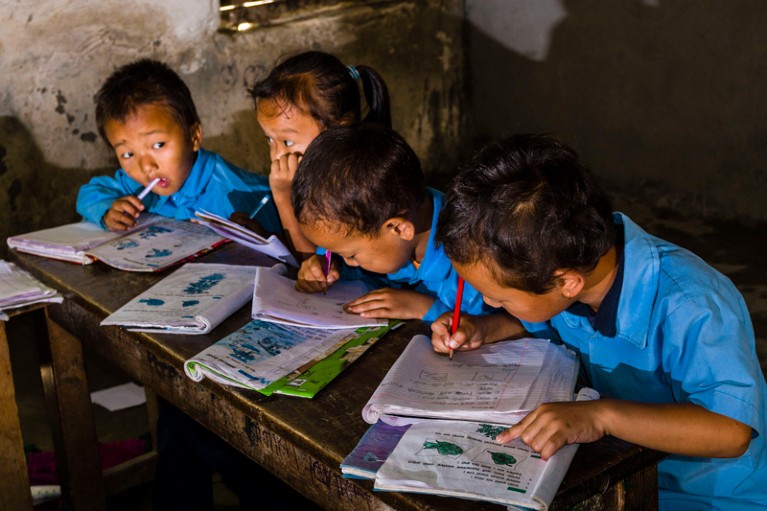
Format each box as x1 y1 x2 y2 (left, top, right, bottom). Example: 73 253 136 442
12 245 665 511
1 304 50 511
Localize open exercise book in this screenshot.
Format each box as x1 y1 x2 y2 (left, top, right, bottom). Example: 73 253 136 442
101 263 258 334
251 265 388 330
342 335 594 510
0 260 63 320
7 214 227 272
184 319 402 398
194 209 298 267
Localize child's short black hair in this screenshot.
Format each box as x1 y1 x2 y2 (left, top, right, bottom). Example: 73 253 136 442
436 134 616 294
292 123 425 235
95 58 200 143
249 51 391 129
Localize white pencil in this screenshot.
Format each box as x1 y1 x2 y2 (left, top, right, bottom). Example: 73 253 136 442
137 178 161 200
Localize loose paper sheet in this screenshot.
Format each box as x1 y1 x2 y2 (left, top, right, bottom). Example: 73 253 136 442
90 382 146 412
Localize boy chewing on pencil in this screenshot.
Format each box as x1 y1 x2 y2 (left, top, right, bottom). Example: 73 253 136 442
291 123 494 321
76 58 281 234
430 133 767 510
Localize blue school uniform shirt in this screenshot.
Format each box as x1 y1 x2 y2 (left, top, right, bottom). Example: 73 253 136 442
386 187 493 322
76 148 282 233
521 213 767 511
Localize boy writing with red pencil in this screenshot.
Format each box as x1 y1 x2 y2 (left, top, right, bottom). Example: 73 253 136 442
291 123 493 322
430 133 767 510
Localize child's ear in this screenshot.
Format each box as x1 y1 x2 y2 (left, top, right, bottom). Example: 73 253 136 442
385 217 415 241
190 122 203 151
557 270 585 299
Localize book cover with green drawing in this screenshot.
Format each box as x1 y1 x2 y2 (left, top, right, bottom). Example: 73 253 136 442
263 321 403 398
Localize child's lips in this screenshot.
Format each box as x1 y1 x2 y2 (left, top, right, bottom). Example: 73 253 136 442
156 177 169 187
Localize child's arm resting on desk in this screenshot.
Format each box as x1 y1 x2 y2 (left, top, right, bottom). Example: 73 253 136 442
344 288 435 320
497 400 752 461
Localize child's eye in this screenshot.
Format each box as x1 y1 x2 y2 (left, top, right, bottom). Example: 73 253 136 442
264 136 273 143
119 151 133 159
152 142 165 149
284 140 295 148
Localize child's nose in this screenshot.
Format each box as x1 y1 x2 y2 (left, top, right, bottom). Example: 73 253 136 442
270 146 285 161
343 257 359 268
139 154 157 174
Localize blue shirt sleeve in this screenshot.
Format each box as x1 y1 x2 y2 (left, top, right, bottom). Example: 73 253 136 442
76 170 141 228
661 293 762 434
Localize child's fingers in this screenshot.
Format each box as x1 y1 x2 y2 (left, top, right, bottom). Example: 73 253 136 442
326 268 340 284
125 195 145 212
285 152 302 178
344 292 383 313
114 198 142 218
294 278 326 293
496 412 534 444
344 289 383 308
296 255 332 293
430 313 454 353
104 209 135 231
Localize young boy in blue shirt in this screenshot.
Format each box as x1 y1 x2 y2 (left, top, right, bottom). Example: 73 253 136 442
292 123 493 321
76 58 280 234
77 58 303 509
431 134 767 510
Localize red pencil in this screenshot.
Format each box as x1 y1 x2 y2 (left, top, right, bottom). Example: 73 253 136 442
449 276 465 360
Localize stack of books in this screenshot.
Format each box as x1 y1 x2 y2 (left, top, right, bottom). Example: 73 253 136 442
0 260 63 320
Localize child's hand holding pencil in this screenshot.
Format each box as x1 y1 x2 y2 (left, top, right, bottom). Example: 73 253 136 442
295 252 339 294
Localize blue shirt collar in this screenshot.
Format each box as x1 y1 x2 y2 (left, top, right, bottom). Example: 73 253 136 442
565 223 625 337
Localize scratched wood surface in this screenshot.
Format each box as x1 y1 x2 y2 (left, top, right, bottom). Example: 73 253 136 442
12 244 664 511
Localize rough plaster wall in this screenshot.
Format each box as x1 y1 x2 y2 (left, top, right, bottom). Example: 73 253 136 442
467 0 767 222
0 0 465 256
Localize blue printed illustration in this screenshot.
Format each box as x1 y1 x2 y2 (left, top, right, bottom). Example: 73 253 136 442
146 248 172 258
182 300 200 307
184 273 224 294
219 321 305 367
139 224 173 240
115 239 139 250
139 298 165 307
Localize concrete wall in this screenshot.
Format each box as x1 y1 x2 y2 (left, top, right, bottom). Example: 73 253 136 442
467 0 767 222
0 0 465 255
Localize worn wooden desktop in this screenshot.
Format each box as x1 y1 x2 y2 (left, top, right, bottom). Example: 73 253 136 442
12 244 665 511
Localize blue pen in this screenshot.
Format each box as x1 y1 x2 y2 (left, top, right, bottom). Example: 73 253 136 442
249 195 270 219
